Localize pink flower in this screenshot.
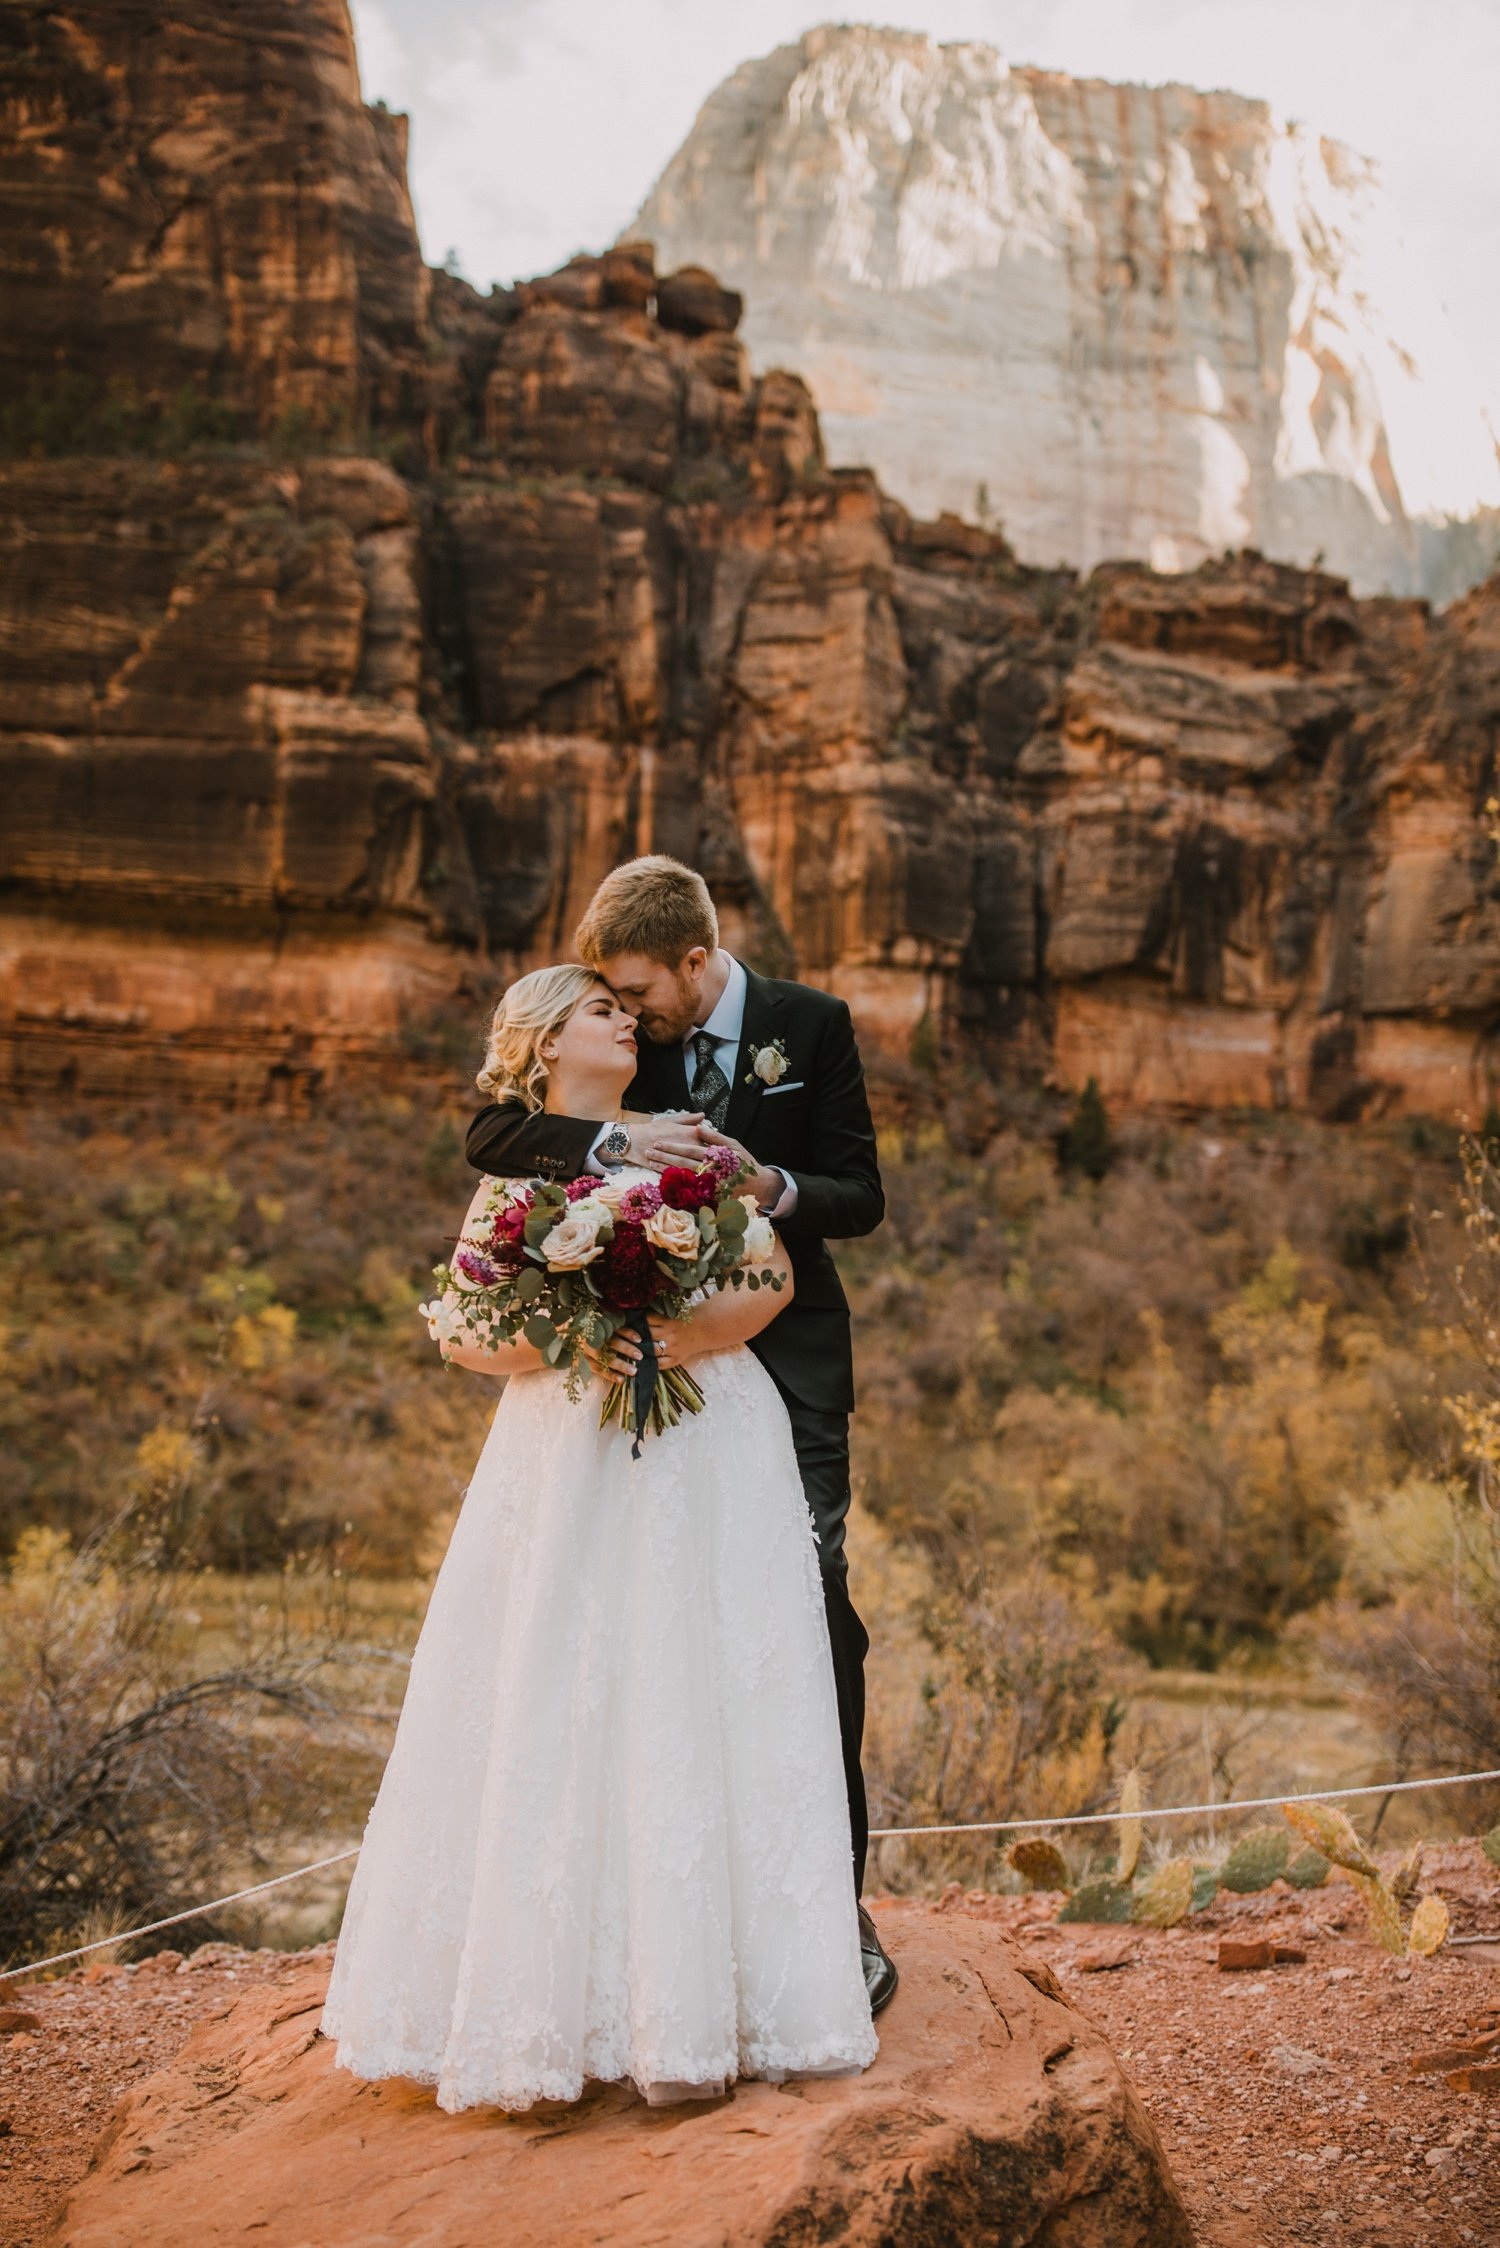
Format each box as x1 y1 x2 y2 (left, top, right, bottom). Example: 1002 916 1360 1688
706 1144 740 1181
618 1179 662 1220
564 1176 598 1203
456 1247 502 1288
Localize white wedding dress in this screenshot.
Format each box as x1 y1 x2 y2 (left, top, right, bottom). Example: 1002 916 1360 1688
321 1180 877 2112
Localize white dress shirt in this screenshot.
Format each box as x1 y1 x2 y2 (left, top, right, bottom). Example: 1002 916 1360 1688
589 953 797 1216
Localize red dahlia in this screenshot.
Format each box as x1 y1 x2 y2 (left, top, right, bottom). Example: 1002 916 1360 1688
597 1221 658 1310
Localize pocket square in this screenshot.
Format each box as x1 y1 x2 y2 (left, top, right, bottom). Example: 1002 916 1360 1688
761 1080 806 1095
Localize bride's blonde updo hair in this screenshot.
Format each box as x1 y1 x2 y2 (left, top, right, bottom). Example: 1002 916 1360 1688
476 964 603 1110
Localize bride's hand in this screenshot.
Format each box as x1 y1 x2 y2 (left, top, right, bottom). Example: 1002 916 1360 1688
644 1314 681 1368
580 1329 643 1381
580 1319 683 1380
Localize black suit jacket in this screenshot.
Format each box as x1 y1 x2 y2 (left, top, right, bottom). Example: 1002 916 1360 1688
463 968 884 1411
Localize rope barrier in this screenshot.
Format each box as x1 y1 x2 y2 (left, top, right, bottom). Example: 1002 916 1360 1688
4 1765 1498 1986
0 1850 359 1985
868 1763 1500 1840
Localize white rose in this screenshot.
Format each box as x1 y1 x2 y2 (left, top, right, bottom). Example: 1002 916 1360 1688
539 1201 609 1268
644 1203 701 1259
592 1171 637 1211
752 1043 788 1084
738 1197 776 1264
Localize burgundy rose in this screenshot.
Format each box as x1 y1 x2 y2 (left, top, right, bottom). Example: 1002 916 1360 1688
659 1164 718 1213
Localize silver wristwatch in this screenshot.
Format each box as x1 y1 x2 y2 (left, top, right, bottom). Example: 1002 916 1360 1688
596 1123 631 1168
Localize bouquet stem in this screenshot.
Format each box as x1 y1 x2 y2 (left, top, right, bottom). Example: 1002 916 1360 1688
599 1362 706 1447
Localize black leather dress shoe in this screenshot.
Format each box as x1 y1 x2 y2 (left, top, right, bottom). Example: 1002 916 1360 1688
858 1903 898 2014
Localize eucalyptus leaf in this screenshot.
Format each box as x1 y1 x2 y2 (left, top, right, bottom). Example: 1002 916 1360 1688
515 1266 544 1304
523 1314 556 1350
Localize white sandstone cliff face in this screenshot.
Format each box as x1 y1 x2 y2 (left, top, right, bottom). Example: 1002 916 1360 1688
629 24 1500 599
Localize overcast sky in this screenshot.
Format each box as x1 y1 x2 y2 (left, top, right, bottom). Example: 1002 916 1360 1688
350 0 1500 406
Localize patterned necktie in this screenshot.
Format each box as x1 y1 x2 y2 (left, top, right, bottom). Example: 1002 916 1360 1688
690 1032 731 1131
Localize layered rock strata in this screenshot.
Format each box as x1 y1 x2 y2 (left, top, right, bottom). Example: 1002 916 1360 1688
53 1909 1194 2247
631 24 1500 603
1 1 1497 1119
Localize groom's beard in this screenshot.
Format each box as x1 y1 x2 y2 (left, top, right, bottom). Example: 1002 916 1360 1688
627 975 701 1047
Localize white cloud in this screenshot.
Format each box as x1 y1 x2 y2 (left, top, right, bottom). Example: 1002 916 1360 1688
350 0 1500 407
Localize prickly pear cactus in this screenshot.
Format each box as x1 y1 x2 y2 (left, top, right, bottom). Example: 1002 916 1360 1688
1407 1894 1450 1957
1191 1865 1219 1914
1116 1769 1145 1883
1283 1799 1377 1877
1057 1877 1134 1924
1007 1837 1069 1891
1391 1841 1425 1907
1285 1845 1331 1890
1351 1869 1406 1955
1132 1858 1195 1928
1219 1826 1291 1893
1482 1825 1500 1870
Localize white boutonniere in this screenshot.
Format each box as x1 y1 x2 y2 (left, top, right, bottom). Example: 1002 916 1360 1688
746 1038 791 1086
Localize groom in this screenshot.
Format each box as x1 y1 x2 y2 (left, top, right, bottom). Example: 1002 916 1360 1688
465 856 897 2013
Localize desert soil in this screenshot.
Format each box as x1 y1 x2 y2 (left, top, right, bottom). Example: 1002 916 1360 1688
1 1844 1496 2247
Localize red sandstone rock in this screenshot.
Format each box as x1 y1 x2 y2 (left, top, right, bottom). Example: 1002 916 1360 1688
656 264 744 336
51 1905 1192 2248
2 0 1499 1122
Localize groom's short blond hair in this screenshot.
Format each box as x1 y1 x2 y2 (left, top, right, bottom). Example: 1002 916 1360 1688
575 856 719 968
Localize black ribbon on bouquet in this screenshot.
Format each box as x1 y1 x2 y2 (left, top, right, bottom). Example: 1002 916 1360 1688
626 1311 659 1460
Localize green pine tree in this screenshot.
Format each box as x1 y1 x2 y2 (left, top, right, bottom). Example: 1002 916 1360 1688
1064 1076 1111 1181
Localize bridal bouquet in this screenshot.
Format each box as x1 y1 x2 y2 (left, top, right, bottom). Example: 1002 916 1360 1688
421 1146 784 1449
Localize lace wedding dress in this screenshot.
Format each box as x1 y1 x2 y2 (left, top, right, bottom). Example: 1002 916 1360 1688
321 1181 877 2113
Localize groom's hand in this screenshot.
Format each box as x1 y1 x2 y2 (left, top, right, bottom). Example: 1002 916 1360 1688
633 1113 708 1167
698 1127 784 1213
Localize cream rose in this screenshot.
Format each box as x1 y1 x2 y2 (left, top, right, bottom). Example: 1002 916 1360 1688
539 1200 609 1268
738 1194 776 1264
644 1203 701 1259
752 1043 789 1084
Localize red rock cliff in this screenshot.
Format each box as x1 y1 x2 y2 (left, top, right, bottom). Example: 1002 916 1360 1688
1 0 1496 1118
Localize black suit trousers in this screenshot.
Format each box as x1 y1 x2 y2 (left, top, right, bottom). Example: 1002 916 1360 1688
765 1372 870 1897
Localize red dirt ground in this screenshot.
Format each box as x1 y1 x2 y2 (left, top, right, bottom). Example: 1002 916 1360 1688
2 1843 1496 2246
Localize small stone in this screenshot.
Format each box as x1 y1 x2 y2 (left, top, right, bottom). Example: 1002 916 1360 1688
1073 1937 1134 1973
1409 2038 1500 2076
0 2009 41 2036
1218 1937 1275 1972
1445 2063 1500 2096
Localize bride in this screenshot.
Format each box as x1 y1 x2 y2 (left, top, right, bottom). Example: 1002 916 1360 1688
320 964 878 2112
